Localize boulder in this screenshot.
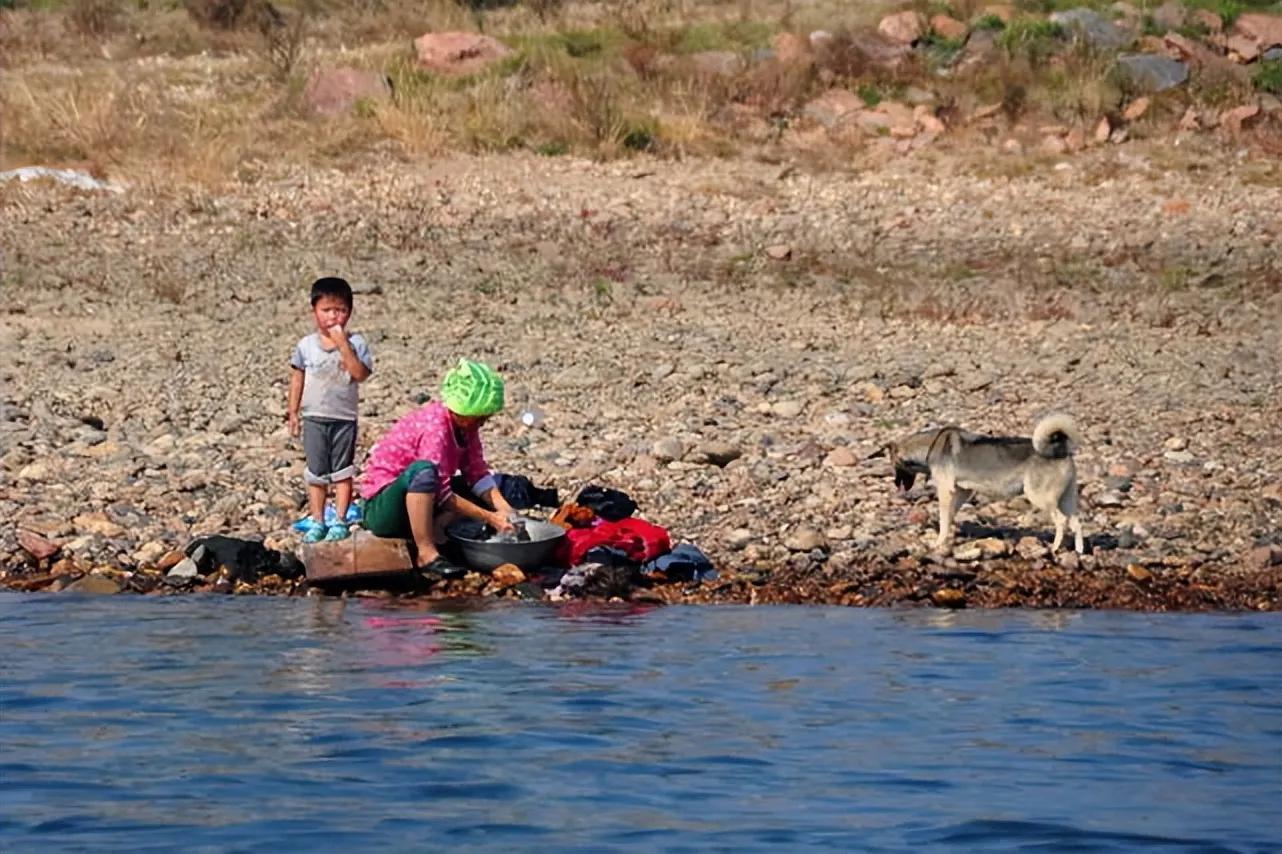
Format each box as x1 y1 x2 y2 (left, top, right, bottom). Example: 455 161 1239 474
304 67 392 117
1116 53 1189 92
878 11 925 45
413 32 513 76
1051 9 1131 51
1234 13 1282 50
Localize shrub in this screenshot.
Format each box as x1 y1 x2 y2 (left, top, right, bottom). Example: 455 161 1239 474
1254 60 1282 95
1000 18 1065 62
184 0 255 29
66 0 122 37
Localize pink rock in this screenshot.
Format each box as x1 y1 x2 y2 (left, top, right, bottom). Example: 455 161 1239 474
1123 96 1150 121
19 529 60 561
914 105 946 134
1220 103 1261 134
980 4 1016 23
802 89 864 129
304 67 392 117
413 31 513 76
771 31 811 65
930 14 968 41
1094 116 1112 143
878 11 925 45
1226 34 1260 62
1233 13 1282 49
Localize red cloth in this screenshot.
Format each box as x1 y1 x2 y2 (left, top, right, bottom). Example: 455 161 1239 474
556 518 672 567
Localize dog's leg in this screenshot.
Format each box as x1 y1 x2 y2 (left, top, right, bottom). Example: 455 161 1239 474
1070 514 1084 554
935 478 956 549
1050 509 1066 553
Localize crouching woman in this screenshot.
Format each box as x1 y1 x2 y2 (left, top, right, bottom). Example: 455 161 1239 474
359 360 516 572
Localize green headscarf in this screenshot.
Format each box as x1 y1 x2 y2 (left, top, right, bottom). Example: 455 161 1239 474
441 359 505 417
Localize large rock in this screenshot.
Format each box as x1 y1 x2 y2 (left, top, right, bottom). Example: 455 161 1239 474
1116 53 1189 92
802 89 864 129
878 11 925 45
305 67 392 117
931 14 968 42
1234 13 1282 50
687 50 742 77
1051 9 1131 51
819 28 912 72
413 32 513 76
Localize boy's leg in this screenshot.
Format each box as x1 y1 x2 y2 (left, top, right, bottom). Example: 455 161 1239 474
327 420 358 524
301 418 334 527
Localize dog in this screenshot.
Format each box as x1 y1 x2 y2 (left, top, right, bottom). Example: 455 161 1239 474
872 414 1085 554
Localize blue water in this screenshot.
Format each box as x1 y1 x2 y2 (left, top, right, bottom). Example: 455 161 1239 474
1 594 1280 853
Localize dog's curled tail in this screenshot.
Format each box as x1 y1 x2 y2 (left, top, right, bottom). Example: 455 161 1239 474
1032 413 1081 458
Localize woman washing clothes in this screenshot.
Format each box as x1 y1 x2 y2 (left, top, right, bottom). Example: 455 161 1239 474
359 360 516 574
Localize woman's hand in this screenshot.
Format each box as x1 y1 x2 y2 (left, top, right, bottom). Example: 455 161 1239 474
488 511 516 535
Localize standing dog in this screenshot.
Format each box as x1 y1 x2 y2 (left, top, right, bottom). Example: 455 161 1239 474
874 414 1085 554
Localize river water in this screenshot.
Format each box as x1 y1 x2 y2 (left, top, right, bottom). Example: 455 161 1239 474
2 593 1279 852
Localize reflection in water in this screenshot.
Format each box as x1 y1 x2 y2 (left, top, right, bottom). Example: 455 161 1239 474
1 596 1279 852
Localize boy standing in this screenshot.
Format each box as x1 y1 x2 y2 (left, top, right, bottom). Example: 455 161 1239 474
288 277 374 543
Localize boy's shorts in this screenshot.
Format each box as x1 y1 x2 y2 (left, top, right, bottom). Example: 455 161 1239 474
302 417 357 485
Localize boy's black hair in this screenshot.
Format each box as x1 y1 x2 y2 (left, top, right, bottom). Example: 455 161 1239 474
310 276 353 308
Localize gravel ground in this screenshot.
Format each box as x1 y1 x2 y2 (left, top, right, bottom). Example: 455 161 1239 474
3 142 1280 609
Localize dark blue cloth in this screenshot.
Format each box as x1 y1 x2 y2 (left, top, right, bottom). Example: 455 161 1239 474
641 543 717 583
575 485 637 521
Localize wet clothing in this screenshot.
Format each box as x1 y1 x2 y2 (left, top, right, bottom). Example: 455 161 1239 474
641 543 717 583
557 517 671 567
575 485 638 522
360 401 496 504
302 417 357 485
291 332 373 421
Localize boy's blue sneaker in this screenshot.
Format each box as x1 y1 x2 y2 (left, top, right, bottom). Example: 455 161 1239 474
322 523 351 542
301 520 327 543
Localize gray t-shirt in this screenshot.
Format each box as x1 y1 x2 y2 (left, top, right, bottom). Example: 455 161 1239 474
290 332 374 421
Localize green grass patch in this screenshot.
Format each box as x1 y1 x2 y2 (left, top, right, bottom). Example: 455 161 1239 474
669 20 773 54
1254 60 1282 94
973 14 1007 31
857 84 882 107
1000 18 1066 61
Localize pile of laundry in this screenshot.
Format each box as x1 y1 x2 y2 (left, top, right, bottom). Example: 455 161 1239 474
459 475 718 599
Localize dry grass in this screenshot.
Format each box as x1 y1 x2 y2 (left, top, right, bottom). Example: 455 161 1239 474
1 0 1275 184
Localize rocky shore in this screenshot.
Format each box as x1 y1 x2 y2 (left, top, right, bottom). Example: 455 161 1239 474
3 145 1280 610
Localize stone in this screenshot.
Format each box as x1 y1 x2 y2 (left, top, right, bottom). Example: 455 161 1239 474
772 400 804 418
17 461 52 481
973 537 1010 557
73 512 126 539
413 32 513 76
1226 34 1260 62
930 14 968 42
1096 491 1126 508
304 67 392 117
878 11 925 45
1163 436 1188 451
1123 96 1150 121
65 574 121 595
1220 103 1260 134
1116 54 1189 92
1126 564 1153 582
690 441 742 467
802 89 864 129
765 243 792 260
302 530 414 582
832 28 913 71
932 588 967 608
1234 13 1282 51
726 528 754 550
1051 9 1130 51
490 563 527 588
19 529 60 561
1249 546 1282 568
824 446 858 468
133 540 168 567
652 437 685 462
784 527 827 552
1016 536 1048 560
952 544 984 561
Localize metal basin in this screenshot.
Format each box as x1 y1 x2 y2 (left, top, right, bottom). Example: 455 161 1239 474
447 519 565 572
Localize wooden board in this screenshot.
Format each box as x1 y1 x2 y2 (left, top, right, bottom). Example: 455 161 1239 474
301 530 414 582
